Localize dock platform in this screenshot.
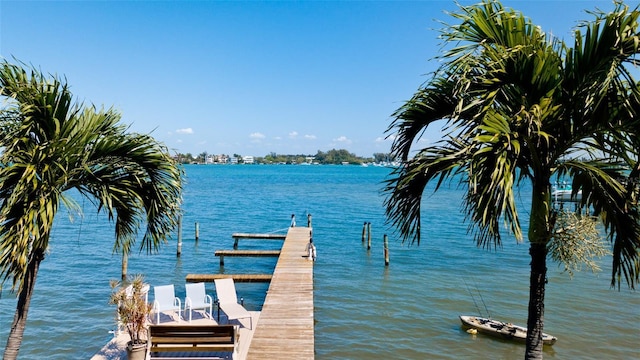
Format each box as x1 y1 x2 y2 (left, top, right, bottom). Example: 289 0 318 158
91 226 314 359
246 226 314 359
186 273 273 283
214 249 281 266
231 233 286 249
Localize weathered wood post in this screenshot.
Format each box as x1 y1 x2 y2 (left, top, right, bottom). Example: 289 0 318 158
177 214 183 257
195 222 200 241
307 213 312 227
367 222 372 250
121 252 128 280
383 234 390 266
361 222 367 243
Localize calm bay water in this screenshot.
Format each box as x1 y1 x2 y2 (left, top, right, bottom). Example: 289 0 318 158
0 164 638 359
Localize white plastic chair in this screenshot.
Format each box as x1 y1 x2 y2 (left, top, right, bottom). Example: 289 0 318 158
152 284 182 324
184 282 213 322
214 278 252 329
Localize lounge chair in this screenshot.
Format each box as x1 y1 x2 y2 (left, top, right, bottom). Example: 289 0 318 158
184 282 213 322
152 284 182 324
214 278 252 329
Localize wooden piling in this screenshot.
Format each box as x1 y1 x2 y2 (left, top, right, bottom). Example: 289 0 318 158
195 221 200 241
121 252 128 280
367 222 372 250
177 214 183 257
361 222 367 243
383 234 389 266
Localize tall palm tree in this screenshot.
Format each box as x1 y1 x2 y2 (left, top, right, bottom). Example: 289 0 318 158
0 61 183 359
384 1 640 359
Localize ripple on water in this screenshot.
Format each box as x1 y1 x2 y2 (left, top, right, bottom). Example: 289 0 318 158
0 165 638 359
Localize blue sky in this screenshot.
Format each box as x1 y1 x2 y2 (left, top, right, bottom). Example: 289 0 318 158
0 0 617 157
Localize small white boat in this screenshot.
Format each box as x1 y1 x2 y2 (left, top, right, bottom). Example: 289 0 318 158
552 188 582 202
459 315 557 345
552 182 582 202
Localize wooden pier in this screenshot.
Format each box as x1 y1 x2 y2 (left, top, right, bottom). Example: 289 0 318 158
186 273 273 283
214 249 281 266
92 226 314 359
232 233 286 249
246 226 314 359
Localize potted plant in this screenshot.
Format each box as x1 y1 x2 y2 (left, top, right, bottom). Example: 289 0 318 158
109 274 152 360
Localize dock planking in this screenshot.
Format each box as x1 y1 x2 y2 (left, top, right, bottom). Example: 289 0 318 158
231 233 286 239
232 233 286 249
186 273 272 283
215 250 281 257
215 249 281 266
246 226 314 359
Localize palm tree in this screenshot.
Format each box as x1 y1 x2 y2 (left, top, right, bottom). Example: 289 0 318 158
0 61 183 359
383 1 640 359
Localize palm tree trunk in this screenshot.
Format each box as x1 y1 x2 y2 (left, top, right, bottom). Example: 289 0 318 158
525 181 553 360
3 249 44 360
525 242 547 360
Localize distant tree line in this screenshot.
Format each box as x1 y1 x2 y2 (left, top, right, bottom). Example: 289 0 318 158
173 149 394 165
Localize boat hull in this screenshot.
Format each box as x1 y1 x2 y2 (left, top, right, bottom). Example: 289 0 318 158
552 189 582 202
459 315 557 346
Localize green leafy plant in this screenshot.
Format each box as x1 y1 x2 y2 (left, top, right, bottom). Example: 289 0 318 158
109 275 152 345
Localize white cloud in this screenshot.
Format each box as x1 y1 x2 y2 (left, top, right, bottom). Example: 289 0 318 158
250 132 266 139
333 136 352 144
176 128 193 134
289 131 298 138
304 134 316 140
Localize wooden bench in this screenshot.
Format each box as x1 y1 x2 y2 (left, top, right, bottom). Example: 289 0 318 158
148 324 237 359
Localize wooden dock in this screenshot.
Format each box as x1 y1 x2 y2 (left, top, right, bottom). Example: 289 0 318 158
92 227 314 359
232 233 286 249
246 226 314 359
231 233 287 239
186 273 273 283
214 249 281 266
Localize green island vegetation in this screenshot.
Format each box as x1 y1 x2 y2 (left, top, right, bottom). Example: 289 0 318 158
174 149 395 165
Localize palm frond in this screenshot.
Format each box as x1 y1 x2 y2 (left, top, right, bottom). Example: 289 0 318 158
557 159 640 288
383 143 469 245
0 61 183 292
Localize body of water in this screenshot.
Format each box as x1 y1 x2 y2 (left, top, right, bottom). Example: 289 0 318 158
0 164 638 359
